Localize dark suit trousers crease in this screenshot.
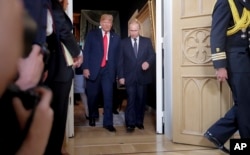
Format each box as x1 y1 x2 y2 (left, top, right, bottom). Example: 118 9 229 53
44 80 72 155
125 83 147 126
207 72 250 143
86 67 114 126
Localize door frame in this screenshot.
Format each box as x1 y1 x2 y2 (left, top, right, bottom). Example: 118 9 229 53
67 0 167 137
155 0 165 134
161 0 173 139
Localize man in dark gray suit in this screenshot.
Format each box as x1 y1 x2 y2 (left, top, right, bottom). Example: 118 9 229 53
118 20 155 132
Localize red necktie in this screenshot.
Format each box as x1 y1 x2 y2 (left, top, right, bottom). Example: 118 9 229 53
101 32 108 67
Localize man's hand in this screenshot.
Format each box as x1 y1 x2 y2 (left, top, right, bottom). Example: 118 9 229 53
142 61 149 70
13 86 53 155
216 68 228 82
83 69 90 79
15 45 44 90
73 55 83 68
119 78 125 85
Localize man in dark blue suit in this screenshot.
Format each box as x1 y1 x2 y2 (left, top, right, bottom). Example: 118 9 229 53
118 20 155 132
204 0 250 154
82 14 121 132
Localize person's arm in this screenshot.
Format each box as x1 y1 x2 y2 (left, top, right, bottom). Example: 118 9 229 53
82 32 92 70
82 31 93 79
17 0 48 90
117 39 125 84
73 50 83 68
210 0 231 70
142 38 155 70
210 0 231 82
15 46 44 91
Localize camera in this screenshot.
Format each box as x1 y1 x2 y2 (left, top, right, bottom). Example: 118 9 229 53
2 84 40 110
0 84 41 154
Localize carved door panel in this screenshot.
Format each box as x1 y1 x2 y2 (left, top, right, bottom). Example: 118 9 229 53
172 0 233 146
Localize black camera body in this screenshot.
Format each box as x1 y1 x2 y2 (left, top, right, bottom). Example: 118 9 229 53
2 84 40 110
0 84 40 154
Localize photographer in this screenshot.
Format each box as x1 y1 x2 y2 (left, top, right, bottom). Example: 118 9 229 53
0 0 53 154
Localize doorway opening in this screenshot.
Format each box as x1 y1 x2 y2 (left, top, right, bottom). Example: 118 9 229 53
71 0 157 132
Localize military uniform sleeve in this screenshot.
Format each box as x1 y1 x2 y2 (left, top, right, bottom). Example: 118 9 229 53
210 0 231 69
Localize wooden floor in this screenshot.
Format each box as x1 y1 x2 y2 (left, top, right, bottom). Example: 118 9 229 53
65 101 227 155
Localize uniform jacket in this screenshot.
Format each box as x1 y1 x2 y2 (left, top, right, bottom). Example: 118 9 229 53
118 36 155 86
82 28 121 81
211 0 250 73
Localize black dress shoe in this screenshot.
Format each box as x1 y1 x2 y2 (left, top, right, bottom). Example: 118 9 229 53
136 124 144 130
126 125 135 132
89 118 95 126
204 131 230 154
104 125 116 132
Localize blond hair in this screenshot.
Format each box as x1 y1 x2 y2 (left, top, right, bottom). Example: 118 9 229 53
100 14 113 22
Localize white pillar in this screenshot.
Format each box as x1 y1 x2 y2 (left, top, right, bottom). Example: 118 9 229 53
156 0 164 134
65 0 75 139
163 0 173 140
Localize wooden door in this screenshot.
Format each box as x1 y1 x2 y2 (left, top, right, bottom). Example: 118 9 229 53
171 0 233 146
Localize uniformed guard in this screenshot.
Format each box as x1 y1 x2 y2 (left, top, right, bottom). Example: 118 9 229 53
204 0 250 154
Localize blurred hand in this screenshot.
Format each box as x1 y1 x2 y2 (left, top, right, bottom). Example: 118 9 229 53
73 55 83 68
83 69 90 79
13 86 53 155
119 78 125 85
142 61 149 70
216 68 228 82
15 45 44 90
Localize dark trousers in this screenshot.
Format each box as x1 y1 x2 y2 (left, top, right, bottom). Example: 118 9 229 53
207 72 250 143
125 83 147 126
44 80 72 155
86 67 114 126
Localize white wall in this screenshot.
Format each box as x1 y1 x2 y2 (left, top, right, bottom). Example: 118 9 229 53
65 0 75 139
